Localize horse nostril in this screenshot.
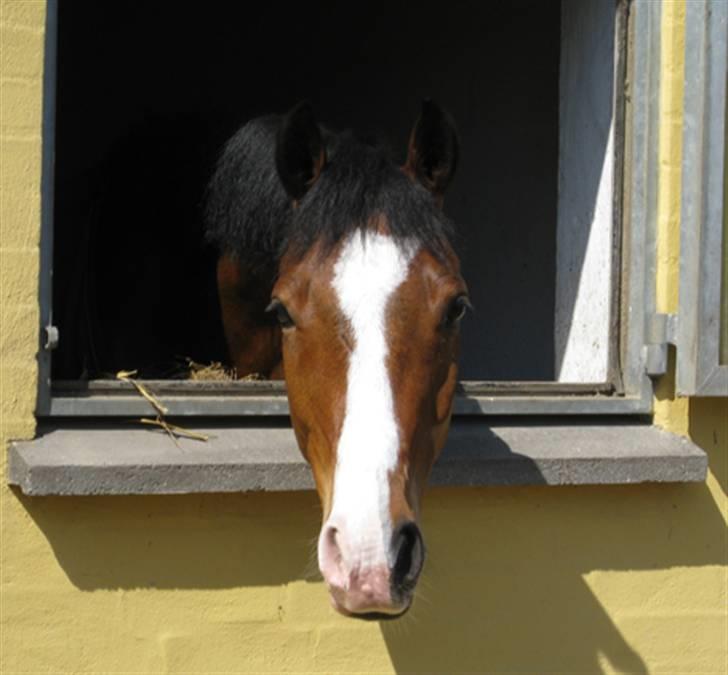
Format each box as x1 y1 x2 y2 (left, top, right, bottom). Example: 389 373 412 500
391 522 425 596
319 524 346 588
326 525 339 552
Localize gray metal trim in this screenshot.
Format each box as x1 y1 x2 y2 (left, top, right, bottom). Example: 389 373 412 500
644 312 678 376
678 0 728 396
51 379 615 395
36 0 58 416
9 422 708 495
609 0 630 392
47 392 651 417
48 378 646 416
620 0 662 406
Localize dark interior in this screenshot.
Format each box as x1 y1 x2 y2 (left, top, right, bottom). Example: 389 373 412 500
52 0 560 381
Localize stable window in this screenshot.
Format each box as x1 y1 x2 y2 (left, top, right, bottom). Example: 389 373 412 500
14 0 716 496
37 0 663 417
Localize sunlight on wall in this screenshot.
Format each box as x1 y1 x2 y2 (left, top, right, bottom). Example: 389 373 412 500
654 0 690 434
555 0 615 383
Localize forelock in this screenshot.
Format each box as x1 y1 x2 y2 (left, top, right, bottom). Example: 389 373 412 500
282 134 453 261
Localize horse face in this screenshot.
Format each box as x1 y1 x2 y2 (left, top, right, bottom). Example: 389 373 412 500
273 230 466 618
272 100 463 618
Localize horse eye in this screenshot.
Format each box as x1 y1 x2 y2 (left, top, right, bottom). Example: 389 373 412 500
266 299 295 329
443 295 471 328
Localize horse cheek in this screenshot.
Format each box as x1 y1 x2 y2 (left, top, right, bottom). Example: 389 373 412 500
435 360 458 424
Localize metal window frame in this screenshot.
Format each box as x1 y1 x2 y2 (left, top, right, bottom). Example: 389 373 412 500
677 0 728 397
36 0 58 416
37 0 661 418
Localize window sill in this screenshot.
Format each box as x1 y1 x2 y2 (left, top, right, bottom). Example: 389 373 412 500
8 420 707 496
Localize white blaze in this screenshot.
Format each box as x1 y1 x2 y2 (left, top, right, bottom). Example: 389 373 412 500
328 231 416 570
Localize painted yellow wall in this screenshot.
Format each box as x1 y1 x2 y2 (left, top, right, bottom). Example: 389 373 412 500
1 1 725 672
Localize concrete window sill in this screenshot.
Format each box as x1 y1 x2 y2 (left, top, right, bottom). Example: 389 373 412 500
8 420 707 496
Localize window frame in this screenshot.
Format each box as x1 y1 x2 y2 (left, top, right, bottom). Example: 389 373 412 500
36 0 662 418
677 0 728 396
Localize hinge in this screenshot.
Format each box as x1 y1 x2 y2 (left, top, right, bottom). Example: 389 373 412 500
644 313 677 377
43 324 59 351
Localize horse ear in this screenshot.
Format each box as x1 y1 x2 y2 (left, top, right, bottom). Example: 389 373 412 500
404 99 459 201
276 101 326 201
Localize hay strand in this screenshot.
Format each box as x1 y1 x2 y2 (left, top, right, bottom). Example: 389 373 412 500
116 370 209 445
185 358 236 381
116 369 168 416
140 417 210 443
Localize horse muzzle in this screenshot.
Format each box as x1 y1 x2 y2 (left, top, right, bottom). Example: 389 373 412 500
318 520 425 618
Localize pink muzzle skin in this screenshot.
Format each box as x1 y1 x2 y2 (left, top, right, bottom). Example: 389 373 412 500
327 565 406 617
318 521 424 618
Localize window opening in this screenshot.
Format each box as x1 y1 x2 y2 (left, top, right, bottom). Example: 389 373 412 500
45 0 649 416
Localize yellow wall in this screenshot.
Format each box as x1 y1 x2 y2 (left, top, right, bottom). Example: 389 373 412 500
1 1 725 672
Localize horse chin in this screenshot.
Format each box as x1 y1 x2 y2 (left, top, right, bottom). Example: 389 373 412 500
349 609 410 622
328 594 412 621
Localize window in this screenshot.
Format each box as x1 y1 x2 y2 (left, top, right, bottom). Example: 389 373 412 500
38 0 663 417
16 0 714 497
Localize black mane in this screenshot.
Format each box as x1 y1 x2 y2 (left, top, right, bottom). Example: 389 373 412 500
204 115 452 268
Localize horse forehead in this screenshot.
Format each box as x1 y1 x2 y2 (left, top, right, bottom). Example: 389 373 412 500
332 233 418 313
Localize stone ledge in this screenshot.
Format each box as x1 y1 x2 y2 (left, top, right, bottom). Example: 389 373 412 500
8 421 708 495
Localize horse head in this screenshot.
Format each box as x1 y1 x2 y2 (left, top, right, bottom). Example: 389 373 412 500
272 101 466 618
208 100 466 618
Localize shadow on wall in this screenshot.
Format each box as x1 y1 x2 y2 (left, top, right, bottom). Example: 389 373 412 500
14 430 726 673
690 397 728 496
381 441 726 673
15 489 323 590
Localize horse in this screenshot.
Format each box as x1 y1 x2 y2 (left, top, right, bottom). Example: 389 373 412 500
205 100 468 619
